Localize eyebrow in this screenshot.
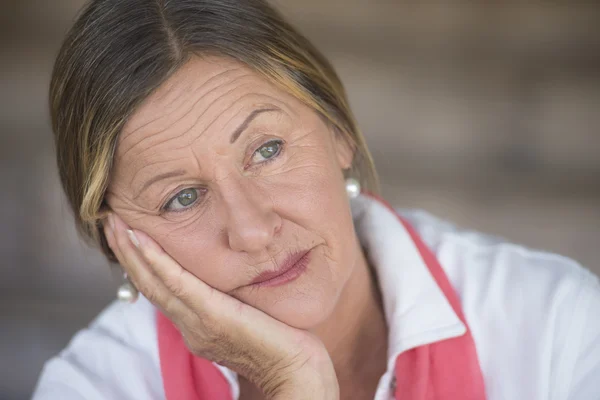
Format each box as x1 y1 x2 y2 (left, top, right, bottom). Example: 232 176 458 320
135 107 280 198
230 107 280 143
136 169 187 198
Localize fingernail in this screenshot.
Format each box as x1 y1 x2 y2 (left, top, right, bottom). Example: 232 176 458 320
109 213 115 231
127 229 140 248
104 223 114 247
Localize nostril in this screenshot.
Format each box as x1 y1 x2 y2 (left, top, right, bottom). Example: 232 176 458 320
220 186 280 252
228 225 272 253
273 214 283 236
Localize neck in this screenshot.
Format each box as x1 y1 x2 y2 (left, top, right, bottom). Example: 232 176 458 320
311 242 388 392
237 241 389 400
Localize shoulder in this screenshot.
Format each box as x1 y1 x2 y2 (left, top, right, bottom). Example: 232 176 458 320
399 208 597 298
398 208 598 309
399 209 600 399
33 296 164 400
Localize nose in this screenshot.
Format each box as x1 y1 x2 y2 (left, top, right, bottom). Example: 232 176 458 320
218 178 282 254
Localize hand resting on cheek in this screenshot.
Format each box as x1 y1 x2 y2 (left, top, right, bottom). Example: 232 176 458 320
103 212 339 400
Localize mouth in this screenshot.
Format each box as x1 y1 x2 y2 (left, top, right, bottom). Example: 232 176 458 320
248 248 312 288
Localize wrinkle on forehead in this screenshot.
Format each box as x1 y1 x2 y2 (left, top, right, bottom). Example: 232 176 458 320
115 58 297 174
109 55 331 212
128 152 194 193
125 57 245 131
121 91 288 193
118 66 251 161
123 86 274 167
125 67 244 137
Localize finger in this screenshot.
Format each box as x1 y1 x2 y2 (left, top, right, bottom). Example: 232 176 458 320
111 218 315 378
110 213 189 318
112 218 299 354
125 226 240 316
128 226 290 337
103 216 126 265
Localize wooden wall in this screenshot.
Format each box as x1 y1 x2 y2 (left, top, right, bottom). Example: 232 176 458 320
0 1 598 398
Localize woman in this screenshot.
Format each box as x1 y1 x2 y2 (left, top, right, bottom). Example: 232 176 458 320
34 0 600 399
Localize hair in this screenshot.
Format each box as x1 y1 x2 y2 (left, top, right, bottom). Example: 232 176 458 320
50 0 379 261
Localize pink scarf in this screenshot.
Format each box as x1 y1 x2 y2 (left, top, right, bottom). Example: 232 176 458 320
157 197 487 399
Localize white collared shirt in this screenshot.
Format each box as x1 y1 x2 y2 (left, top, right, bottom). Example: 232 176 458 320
33 195 600 399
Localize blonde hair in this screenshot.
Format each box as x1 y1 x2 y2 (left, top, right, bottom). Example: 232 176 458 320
50 0 378 261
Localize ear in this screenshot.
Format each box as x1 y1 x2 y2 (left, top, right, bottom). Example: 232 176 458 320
332 128 355 171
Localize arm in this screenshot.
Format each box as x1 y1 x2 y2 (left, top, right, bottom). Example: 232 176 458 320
562 272 600 400
104 212 338 400
32 299 164 399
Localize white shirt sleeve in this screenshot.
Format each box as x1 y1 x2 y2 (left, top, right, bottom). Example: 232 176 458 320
558 271 600 400
32 297 165 400
402 209 600 400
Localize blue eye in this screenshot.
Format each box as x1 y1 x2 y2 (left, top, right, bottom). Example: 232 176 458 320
164 188 199 211
251 140 282 164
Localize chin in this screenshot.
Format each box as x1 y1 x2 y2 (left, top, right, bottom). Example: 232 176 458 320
258 270 344 329
242 247 351 330
267 294 338 330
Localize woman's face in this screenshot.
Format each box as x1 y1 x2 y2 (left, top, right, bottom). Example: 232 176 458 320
107 56 358 329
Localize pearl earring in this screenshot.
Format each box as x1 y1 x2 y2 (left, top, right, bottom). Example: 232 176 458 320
117 272 138 303
345 177 361 199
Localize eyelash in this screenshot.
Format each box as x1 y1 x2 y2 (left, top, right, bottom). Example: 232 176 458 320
161 187 205 214
161 139 285 214
246 139 285 170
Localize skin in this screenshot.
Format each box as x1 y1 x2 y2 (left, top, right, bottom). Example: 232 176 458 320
105 55 388 398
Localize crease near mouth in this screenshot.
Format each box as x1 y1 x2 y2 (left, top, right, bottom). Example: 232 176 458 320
247 248 311 286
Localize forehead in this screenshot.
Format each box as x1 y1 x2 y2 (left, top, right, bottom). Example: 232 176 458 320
115 56 302 168
112 56 319 188
122 56 286 138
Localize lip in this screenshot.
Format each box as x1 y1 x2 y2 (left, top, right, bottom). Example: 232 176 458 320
249 249 312 288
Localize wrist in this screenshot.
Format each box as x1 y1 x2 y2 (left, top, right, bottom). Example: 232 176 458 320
266 355 339 400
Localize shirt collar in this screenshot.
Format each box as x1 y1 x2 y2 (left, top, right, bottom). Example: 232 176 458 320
351 194 466 364
220 194 467 399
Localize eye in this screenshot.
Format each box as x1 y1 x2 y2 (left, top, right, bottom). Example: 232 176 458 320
250 139 283 164
164 188 200 212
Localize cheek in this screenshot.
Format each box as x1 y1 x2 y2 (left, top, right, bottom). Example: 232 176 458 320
138 218 239 291
269 145 355 256
282 139 350 214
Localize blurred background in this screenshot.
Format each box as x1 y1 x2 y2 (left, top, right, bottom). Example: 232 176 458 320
1 1 599 398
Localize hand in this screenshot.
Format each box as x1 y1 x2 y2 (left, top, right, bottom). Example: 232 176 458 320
104 212 339 400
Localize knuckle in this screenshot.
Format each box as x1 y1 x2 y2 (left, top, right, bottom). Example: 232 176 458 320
144 255 160 271
164 275 186 299
201 314 222 337
161 296 180 315
176 315 225 356
205 286 219 303
115 231 130 251
201 326 227 352
182 335 203 355
177 317 285 387
144 291 160 305
181 328 215 357
139 282 159 303
207 325 228 343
